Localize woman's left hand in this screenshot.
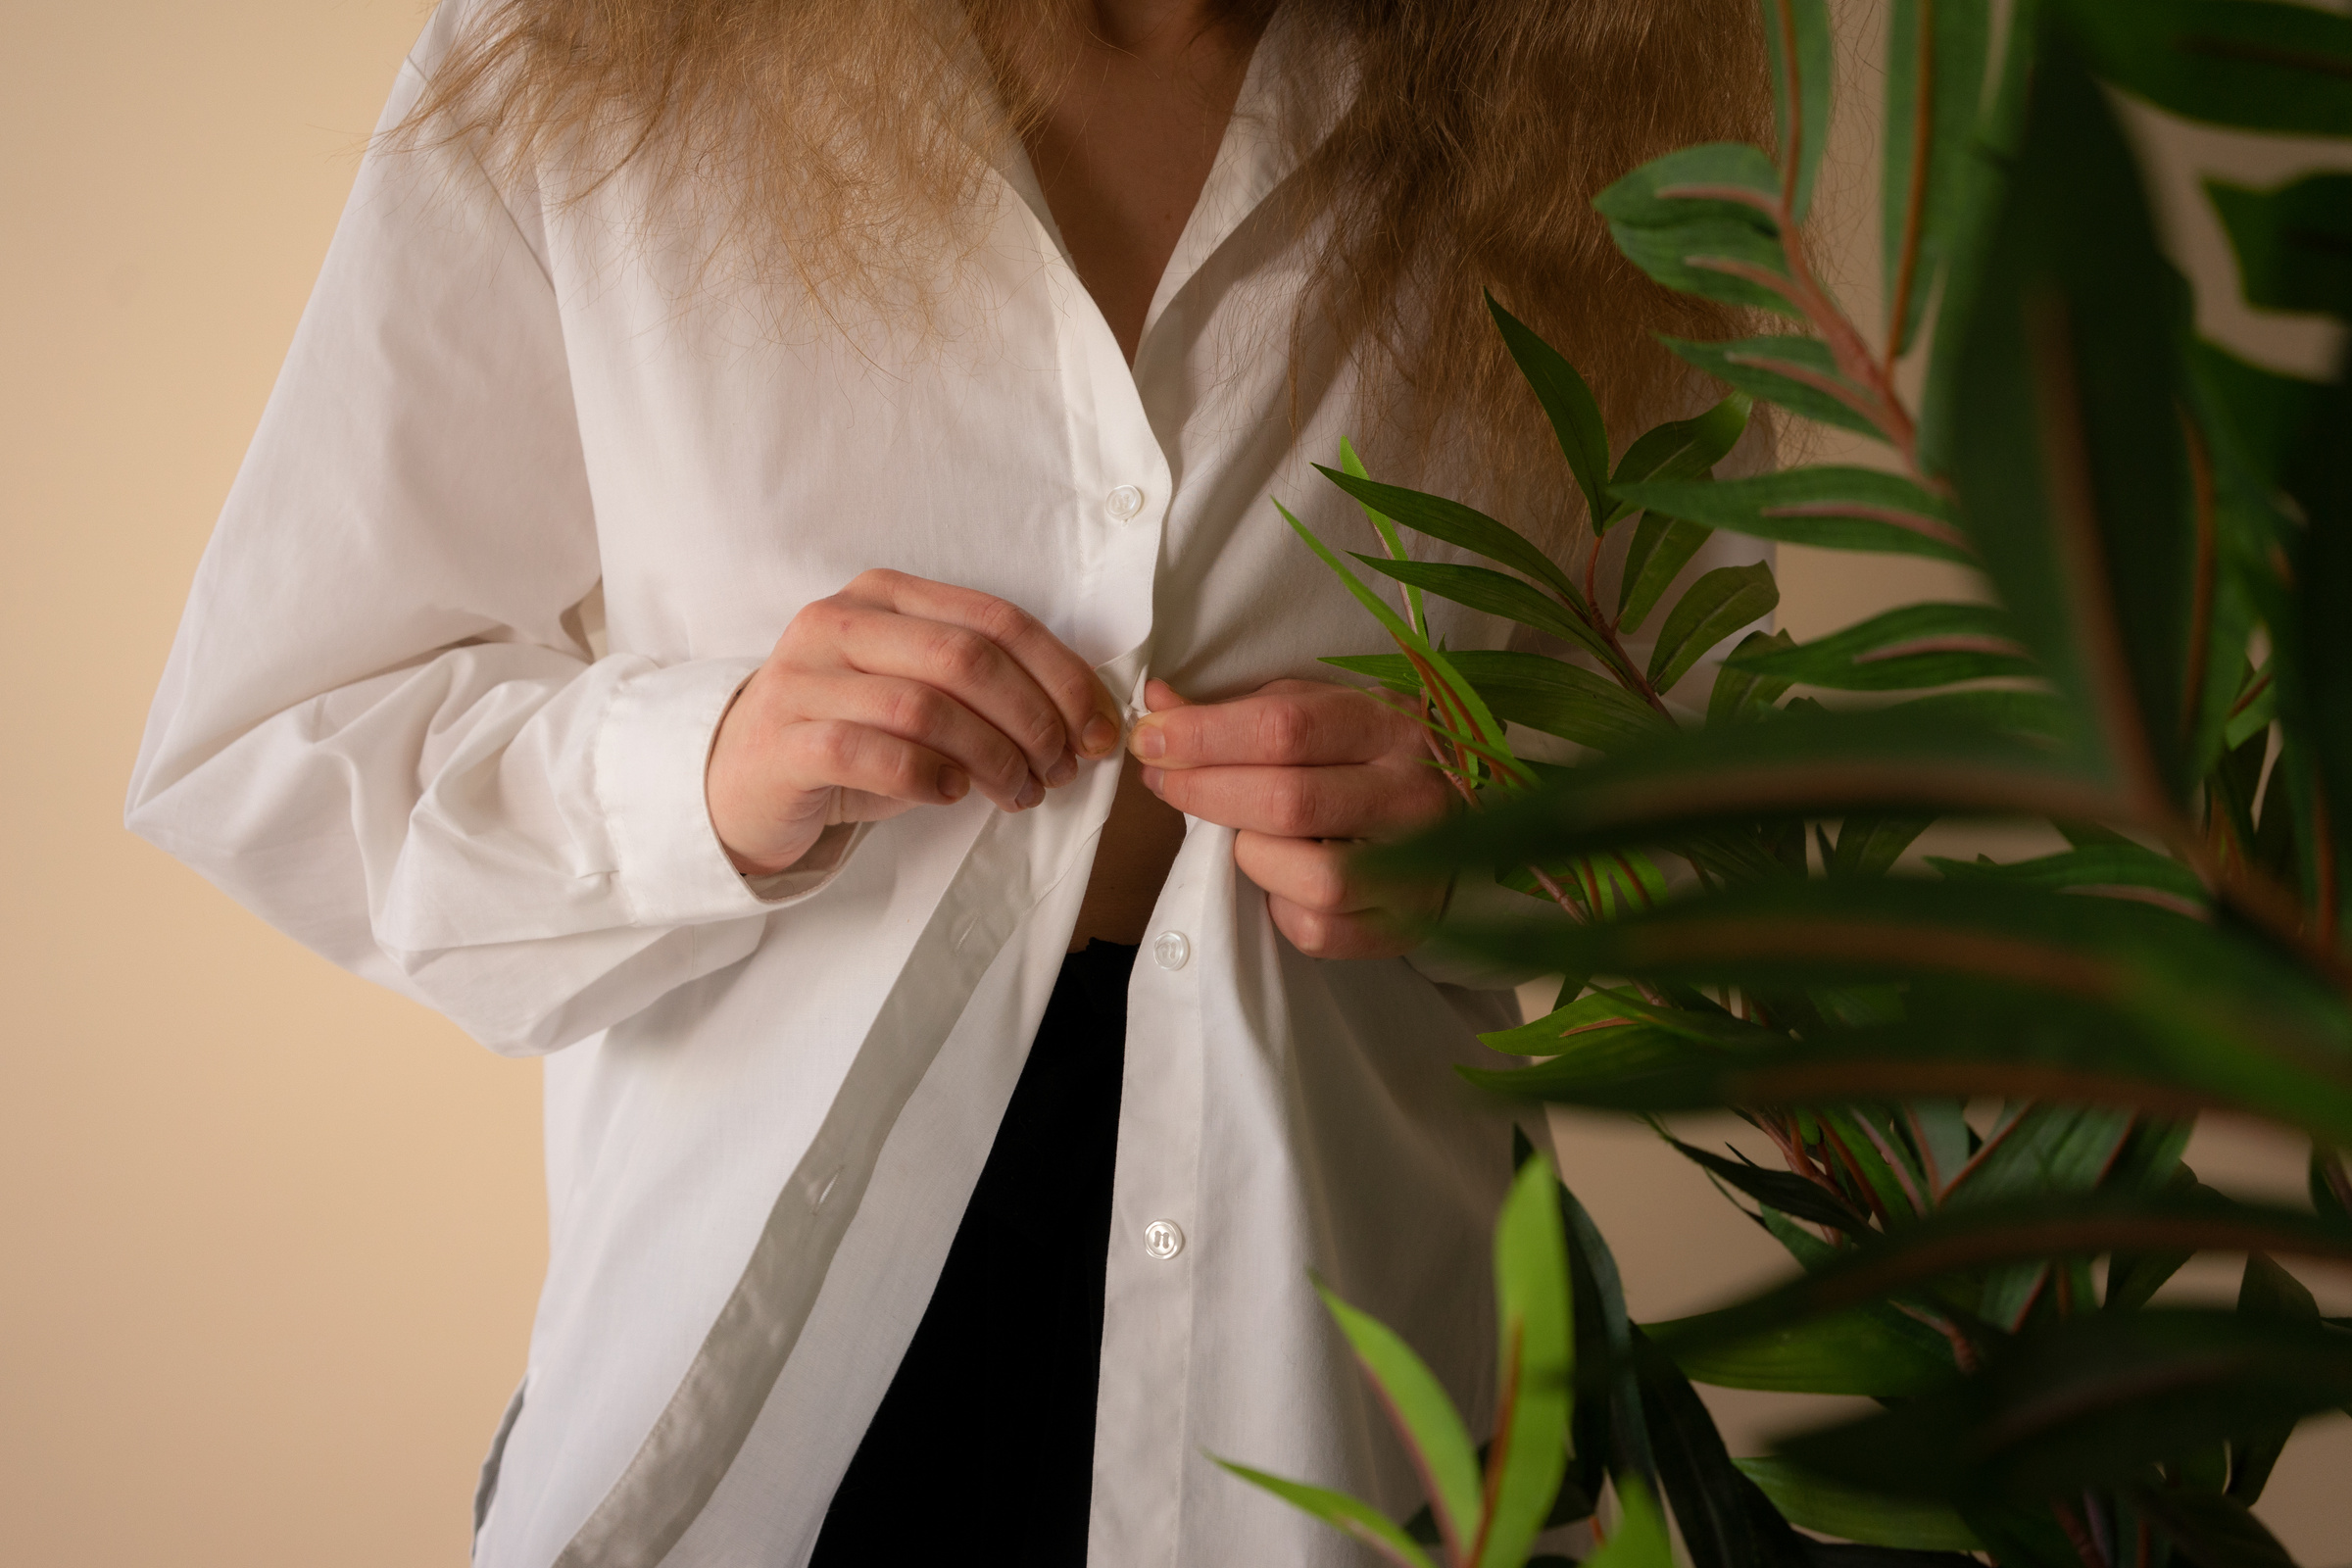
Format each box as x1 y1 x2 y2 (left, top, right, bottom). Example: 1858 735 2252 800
1126 677 1454 959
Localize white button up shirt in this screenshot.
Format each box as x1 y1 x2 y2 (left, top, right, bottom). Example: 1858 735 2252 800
129 8 1765 1565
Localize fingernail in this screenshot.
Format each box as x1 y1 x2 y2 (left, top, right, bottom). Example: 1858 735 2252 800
1081 714 1119 757
1015 774 1045 810
1129 720 1165 760
1046 749 1078 787
1140 766 1164 794
940 767 969 803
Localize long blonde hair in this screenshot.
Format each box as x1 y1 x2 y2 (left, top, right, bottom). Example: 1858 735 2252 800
406 0 1769 536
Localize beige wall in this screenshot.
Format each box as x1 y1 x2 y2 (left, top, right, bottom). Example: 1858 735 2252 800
2 3 2341 1564
3 5 544 1564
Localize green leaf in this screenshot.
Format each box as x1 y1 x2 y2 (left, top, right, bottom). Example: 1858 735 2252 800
1828 813 1936 878
1883 0 1992 358
1945 26 2199 804
1595 144 1797 318
1942 1103 2134 1330
1649 564 1780 694
1340 437 1424 637
1954 1500 2093 1568
1759 0 1836 221
2275 383 2352 940
1317 467 1587 607
1650 1303 1957 1397
1645 1191 2352 1380
1276 501 1518 777
1734 1456 1984 1551
1710 630 1797 724
1618 515 1714 632
1322 654 1424 700
2227 1252 2321 1504
1478 1157 1577 1568
1778 1309 2352 1504
1617 464 1973 564
1818 1105 1928 1223
1210 1459 1438 1568
2208 172 2352 321
1395 706 2108 881
1662 1135 1874 1235
1635 1329 1812 1568
2061 0 2352 137
1315 1281 1484 1558
1944 1103 2134 1210
2135 1487 2300 1568
2104 1173 2204 1314
2190 341 2329 491
2314 1147 2352 1223
1352 555 1614 668
1662 336 1885 441
1886 686 2071 740
1730 603 2032 693
1927 844 2207 906
1490 296 1612 529
1902 1100 1976 1196
1328 651 1673 756
1606 395 1755 530
2224 665 2277 754
1586 1476 1673 1568
1437 877 2352 1145
1558 1177 1656 1500
1762 1204 1838 1272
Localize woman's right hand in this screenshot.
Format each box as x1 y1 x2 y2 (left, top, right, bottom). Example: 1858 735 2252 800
707 569 1125 876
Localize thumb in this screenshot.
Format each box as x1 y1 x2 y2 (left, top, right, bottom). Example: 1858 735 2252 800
1142 677 1193 713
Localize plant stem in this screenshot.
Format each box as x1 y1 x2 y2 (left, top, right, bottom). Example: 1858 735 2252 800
2050 1497 2110 1568
1885 0 1936 374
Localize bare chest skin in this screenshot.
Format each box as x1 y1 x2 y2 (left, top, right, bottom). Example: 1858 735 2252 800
1016 4 1256 949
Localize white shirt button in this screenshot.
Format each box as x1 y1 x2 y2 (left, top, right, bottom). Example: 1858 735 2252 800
1144 1219 1185 1260
1152 930 1191 970
1105 484 1145 520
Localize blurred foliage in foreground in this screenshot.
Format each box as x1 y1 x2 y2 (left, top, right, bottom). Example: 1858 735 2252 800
1224 1 2352 1564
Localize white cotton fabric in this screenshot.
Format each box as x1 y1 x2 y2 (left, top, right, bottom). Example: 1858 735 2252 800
127 7 1771 1565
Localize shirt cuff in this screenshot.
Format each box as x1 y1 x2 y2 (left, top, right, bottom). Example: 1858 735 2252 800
593 656 864 927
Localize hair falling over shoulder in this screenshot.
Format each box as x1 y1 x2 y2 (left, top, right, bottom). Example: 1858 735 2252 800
405 0 1769 541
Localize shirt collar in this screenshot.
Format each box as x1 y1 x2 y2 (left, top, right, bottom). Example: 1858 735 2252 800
984 5 1345 354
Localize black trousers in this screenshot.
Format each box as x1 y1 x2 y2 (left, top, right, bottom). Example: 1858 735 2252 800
810 940 1133 1566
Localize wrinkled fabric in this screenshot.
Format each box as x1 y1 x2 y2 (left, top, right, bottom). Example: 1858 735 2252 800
128 6 1771 1565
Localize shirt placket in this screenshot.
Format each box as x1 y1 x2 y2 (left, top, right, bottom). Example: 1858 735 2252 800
1091 827 1213 1566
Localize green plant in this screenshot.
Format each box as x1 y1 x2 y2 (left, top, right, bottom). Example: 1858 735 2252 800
1226 1 2352 1564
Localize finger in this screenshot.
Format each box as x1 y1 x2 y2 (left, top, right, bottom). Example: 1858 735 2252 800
804 600 1070 783
843 569 1123 760
1233 832 1382 916
1128 680 1414 771
775 719 973 811
1263 895 1418 961
787 672 1041 811
1142 677 1193 713
1142 760 1450 841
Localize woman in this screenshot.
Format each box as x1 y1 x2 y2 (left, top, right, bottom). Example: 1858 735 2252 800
128 1 1766 1562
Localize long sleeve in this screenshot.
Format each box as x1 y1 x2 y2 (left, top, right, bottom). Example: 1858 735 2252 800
126 51 812 1056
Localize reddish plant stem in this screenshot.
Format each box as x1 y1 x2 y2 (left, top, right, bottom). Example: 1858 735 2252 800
1885 0 1936 376
1852 1114 1927 1215
1893 1299 1983 1374
2181 411 2220 744
1772 0 1802 215
1758 1115 1851 1209
2050 1498 2110 1568
1819 1124 1891 1224
1464 1323 1523 1568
